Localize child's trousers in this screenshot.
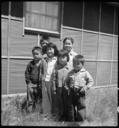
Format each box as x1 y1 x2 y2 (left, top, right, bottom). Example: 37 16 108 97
73 88 86 121
27 83 42 109
62 86 74 121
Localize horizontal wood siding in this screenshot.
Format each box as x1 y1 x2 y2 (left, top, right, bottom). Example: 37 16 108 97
111 62 118 84
97 62 111 86
98 35 113 60
9 59 31 94
1 18 8 56
2 59 8 94
113 37 118 60
84 61 97 85
9 20 38 57
83 32 98 60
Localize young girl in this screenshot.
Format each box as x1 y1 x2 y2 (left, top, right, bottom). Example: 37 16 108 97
42 42 59 120
52 49 70 121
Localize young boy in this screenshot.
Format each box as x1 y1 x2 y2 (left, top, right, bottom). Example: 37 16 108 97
65 54 94 122
39 35 50 56
25 46 43 112
52 49 70 120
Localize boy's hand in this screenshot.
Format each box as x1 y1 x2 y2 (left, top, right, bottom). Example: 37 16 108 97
64 86 69 90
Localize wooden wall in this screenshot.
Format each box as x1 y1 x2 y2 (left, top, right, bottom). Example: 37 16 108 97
1 18 118 94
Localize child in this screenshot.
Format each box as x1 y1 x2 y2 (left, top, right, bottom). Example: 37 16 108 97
39 35 50 56
25 46 43 112
42 42 59 120
65 54 94 122
52 49 70 120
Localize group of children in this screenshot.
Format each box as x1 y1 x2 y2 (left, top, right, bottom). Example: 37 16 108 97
24 35 94 122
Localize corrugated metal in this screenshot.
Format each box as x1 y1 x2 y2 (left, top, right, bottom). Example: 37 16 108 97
2 59 8 94
62 28 82 54
97 62 111 86
113 36 118 60
9 20 38 56
84 61 97 85
9 59 30 94
83 32 98 60
98 35 113 60
111 62 118 84
1 18 8 56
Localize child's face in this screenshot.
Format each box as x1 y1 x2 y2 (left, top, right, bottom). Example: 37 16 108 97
33 50 42 60
47 47 55 58
41 40 48 47
63 39 73 53
58 56 67 65
73 60 83 71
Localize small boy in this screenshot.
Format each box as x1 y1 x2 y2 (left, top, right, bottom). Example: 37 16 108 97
39 35 50 56
52 49 70 120
25 46 43 112
65 54 94 121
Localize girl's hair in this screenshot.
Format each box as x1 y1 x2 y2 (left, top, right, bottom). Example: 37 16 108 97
63 37 74 45
58 49 69 62
73 54 85 65
46 42 59 56
32 46 42 54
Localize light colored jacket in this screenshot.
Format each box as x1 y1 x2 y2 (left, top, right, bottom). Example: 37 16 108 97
65 67 94 89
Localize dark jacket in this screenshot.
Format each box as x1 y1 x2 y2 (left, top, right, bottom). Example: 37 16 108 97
25 59 44 85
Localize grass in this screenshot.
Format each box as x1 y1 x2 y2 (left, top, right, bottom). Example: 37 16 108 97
1 86 118 126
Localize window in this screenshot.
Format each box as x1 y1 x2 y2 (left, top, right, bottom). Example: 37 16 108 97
114 7 118 35
1 2 23 18
84 2 100 32
100 3 114 34
11 2 23 18
1 2 9 16
63 1 83 29
25 2 61 34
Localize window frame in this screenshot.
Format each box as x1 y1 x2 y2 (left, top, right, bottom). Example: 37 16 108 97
23 2 62 37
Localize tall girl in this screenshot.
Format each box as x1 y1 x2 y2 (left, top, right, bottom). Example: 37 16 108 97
42 42 59 120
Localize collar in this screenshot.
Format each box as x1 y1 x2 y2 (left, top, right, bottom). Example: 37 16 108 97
73 67 86 73
46 56 57 62
69 49 77 56
80 67 86 72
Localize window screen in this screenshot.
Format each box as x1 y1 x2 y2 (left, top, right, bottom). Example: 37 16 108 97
84 2 100 31
114 7 118 35
25 2 60 32
63 1 83 28
100 3 114 34
11 2 23 18
1 2 9 15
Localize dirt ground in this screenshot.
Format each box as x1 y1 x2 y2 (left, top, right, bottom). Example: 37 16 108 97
1 87 118 126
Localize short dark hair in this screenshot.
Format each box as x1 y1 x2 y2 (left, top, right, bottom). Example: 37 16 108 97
73 54 85 65
46 42 59 56
32 46 42 54
58 49 69 62
63 37 74 45
40 35 50 45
